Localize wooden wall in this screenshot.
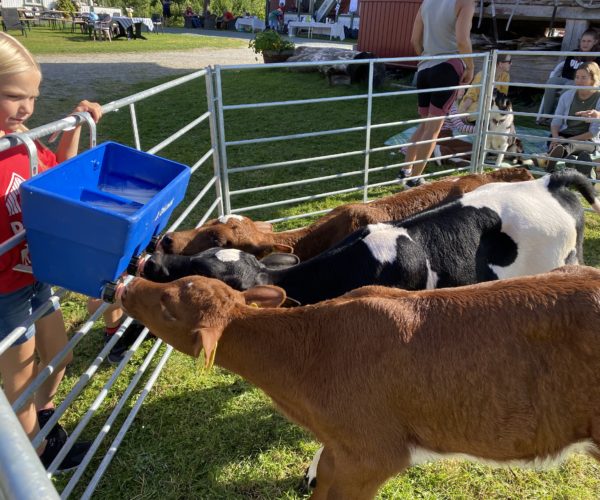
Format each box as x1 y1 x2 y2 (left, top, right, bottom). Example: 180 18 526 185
357 0 422 59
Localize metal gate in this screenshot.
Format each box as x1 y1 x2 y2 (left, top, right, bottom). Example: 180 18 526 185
1 48 588 497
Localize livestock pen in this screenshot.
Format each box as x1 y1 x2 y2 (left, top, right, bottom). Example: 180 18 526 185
1 50 600 498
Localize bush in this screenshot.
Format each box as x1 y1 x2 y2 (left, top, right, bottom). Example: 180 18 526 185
248 30 295 55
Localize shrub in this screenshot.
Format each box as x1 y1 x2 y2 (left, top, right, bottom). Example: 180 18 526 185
248 30 295 55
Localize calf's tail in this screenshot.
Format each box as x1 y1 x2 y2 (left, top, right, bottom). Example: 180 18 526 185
548 169 600 214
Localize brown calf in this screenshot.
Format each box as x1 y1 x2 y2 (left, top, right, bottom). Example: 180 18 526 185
160 168 533 259
119 265 600 499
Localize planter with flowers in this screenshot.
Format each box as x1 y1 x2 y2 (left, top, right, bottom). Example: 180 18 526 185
249 30 295 64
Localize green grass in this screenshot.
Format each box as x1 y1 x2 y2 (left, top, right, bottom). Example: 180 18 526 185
18 25 246 54
20 43 600 497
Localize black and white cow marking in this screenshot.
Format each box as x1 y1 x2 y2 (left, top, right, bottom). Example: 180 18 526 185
141 170 600 305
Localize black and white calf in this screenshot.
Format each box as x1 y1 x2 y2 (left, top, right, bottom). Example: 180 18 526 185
140 170 600 305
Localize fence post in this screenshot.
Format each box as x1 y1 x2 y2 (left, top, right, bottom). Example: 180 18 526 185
0 389 59 500
213 66 232 215
205 67 226 218
362 60 374 203
471 51 497 173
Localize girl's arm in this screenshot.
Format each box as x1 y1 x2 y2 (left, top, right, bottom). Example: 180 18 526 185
55 100 102 162
458 72 482 113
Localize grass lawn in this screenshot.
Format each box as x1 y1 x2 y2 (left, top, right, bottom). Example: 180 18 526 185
16 41 600 497
18 25 247 54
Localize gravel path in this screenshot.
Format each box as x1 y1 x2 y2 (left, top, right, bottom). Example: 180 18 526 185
36 28 352 104
37 47 260 103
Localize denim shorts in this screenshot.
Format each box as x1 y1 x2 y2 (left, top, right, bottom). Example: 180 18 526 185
0 282 59 346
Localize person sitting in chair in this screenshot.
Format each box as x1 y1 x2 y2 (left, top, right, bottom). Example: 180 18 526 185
217 9 235 29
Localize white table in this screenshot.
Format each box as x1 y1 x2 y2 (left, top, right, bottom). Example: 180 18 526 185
337 14 359 30
112 16 154 35
235 17 265 32
287 21 345 40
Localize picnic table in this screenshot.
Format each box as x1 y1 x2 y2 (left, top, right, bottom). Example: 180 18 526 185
39 10 68 29
235 17 265 32
112 16 154 39
287 21 345 40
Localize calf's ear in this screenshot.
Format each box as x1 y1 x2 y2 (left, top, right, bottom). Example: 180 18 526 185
242 285 287 308
254 221 273 232
195 327 221 367
260 252 300 269
159 327 204 359
270 243 294 254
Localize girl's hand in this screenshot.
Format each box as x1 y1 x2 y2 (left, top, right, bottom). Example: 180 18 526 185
576 109 600 120
71 100 103 123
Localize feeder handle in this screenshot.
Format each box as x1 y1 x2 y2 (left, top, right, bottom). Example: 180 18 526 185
70 111 98 150
2 132 40 178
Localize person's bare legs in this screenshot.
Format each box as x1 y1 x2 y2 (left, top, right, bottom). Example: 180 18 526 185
404 116 445 177
0 337 45 454
87 299 123 329
33 309 72 411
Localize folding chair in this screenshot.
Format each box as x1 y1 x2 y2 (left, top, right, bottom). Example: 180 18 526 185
93 15 113 41
71 14 87 34
1 8 28 37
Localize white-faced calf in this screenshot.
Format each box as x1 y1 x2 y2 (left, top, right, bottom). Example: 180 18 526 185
141 170 600 305
118 265 600 499
158 168 532 259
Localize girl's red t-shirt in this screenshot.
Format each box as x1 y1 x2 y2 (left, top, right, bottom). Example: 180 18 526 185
0 142 58 293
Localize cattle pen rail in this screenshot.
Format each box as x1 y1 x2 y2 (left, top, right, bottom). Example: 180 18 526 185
0 49 595 498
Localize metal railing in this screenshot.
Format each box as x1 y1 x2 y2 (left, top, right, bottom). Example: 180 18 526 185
0 67 223 499
1 48 575 497
479 49 600 185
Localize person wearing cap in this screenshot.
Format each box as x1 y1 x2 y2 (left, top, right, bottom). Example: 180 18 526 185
458 54 512 123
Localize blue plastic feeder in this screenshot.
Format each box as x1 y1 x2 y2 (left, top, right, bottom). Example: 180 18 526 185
20 142 191 298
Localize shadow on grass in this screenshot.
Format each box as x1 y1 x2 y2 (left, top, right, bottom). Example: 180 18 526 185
58 339 313 499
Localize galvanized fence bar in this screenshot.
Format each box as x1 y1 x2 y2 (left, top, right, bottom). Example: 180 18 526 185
0 50 506 499
0 66 219 499
477 49 600 178
214 66 232 215
217 53 489 221
0 390 59 500
205 66 226 218
60 336 164 499
80 346 174 500
0 289 65 357
129 103 141 150
470 51 493 173
47 328 152 475
362 61 374 202
12 303 109 413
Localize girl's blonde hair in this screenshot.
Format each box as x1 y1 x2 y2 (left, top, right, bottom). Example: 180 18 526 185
577 61 600 87
0 32 40 78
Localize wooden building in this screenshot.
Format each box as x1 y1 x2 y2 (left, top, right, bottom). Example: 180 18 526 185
357 0 600 82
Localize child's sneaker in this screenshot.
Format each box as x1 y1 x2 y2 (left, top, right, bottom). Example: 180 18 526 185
37 408 67 443
104 320 146 364
405 177 427 188
39 434 91 473
397 168 412 184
